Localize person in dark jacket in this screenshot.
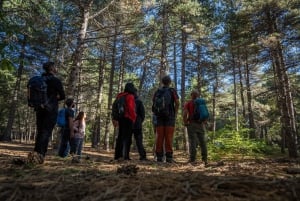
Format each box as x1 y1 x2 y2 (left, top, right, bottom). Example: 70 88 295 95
112 82 137 160
29 61 65 164
152 75 179 163
132 88 147 160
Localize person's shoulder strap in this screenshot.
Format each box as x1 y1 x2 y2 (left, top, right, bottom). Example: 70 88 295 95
42 74 54 82
168 87 177 100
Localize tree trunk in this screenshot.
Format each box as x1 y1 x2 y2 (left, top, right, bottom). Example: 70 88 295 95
173 40 178 90
92 57 106 148
244 52 256 138
67 1 92 97
271 45 297 157
159 2 168 79
264 4 297 157
180 16 189 152
196 44 202 96
104 23 118 151
2 36 26 141
231 48 239 132
212 68 219 142
237 50 246 120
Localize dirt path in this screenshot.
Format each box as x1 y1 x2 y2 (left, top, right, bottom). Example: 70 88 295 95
0 142 299 201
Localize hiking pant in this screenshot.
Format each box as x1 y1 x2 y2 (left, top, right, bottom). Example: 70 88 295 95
133 128 146 159
34 108 58 157
58 128 71 157
186 122 207 162
70 137 84 158
155 126 174 161
114 117 133 160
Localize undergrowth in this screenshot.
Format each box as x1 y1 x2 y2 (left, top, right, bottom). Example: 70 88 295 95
207 129 283 161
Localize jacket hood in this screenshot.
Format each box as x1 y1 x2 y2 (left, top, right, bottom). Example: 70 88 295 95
124 82 135 94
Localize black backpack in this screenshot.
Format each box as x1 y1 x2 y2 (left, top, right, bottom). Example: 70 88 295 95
152 87 172 118
112 94 127 120
27 75 50 110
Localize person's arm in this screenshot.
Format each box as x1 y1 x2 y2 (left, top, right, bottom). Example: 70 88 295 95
174 99 179 117
183 104 189 126
67 110 74 137
173 89 180 117
140 100 145 122
73 120 79 132
56 79 65 101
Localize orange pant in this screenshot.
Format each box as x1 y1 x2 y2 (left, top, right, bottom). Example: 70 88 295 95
155 126 174 156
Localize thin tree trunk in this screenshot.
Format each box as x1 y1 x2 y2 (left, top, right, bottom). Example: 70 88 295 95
212 68 218 142
173 40 177 90
231 49 239 132
2 36 26 141
245 52 256 138
104 23 118 151
264 4 297 157
237 50 246 120
67 1 92 97
92 57 106 148
196 44 202 96
181 16 188 152
159 2 168 79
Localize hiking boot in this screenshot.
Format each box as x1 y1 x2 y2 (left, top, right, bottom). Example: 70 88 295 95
27 151 44 164
166 158 175 163
157 157 163 162
188 160 198 166
72 156 81 163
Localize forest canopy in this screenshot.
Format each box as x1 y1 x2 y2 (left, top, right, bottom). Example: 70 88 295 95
0 0 299 157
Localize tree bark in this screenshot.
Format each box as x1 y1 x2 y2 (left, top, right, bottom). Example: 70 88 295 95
92 57 106 148
67 1 92 97
104 23 118 151
180 16 189 152
244 51 256 138
2 36 26 141
264 4 297 157
159 2 168 79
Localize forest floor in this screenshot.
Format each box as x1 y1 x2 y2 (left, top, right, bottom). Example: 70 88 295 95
0 142 300 201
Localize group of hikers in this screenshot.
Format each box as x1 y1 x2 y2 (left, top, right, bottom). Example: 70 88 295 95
27 61 208 166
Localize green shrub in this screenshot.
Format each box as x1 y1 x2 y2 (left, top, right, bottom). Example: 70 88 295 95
207 129 282 160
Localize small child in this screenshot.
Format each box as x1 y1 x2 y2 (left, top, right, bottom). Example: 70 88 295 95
70 111 86 162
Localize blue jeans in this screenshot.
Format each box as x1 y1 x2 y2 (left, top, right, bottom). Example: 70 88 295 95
70 137 84 157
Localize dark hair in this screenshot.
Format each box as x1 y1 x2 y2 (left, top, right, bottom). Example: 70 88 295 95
124 82 135 94
43 61 55 73
65 98 74 107
162 75 171 85
191 90 199 99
